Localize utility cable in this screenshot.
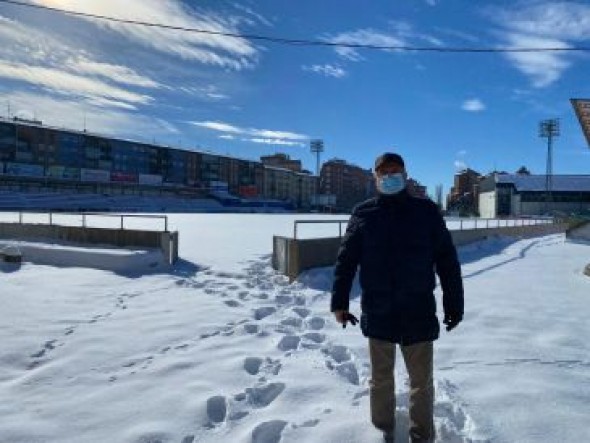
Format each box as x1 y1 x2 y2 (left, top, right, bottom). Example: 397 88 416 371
1 0 589 53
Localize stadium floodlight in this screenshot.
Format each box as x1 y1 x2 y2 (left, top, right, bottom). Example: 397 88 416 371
310 139 324 176
539 119 560 213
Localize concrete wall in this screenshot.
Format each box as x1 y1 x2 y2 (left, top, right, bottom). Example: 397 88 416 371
479 191 496 218
297 237 343 274
451 223 567 246
567 220 590 241
0 222 179 264
273 222 568 281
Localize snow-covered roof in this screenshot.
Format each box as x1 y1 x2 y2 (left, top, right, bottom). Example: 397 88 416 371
496 174 590 192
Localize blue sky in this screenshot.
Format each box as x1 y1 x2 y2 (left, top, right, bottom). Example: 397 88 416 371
0 0 589 196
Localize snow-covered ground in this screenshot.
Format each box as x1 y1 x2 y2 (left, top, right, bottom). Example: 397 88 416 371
1 214 588 443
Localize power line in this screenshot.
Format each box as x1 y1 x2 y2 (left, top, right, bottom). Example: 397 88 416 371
2 0 590 53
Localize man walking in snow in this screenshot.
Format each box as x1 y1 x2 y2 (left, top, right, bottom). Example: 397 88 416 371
331 152 464 443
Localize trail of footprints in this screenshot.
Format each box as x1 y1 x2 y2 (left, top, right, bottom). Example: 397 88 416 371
180 258 365 443
26 291 143 370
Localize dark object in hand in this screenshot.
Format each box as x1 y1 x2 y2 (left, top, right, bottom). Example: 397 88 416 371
343 312 359 328
443 313 462 331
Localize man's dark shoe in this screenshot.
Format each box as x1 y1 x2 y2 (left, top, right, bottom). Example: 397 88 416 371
383 431 395 442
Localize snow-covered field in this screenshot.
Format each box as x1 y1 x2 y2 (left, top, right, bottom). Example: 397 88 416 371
1 214 589 443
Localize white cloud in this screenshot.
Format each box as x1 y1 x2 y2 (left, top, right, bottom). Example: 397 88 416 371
243 138 305 147
0 61 152 106
207 92 229 100
32 0 260 70
178 85 230 101
462 98 486 112
326 29 406 61
232 3 273 27
252 130 307 141
493 2 590 40
3 91 178 138
503 34 570 88
218 133 304 146
193 121 243 134
0 14 162 110
489 2 590 87
325 23 444 62
69 58 161 88
192 120 309 146
457 150 467 157
426 0 437 6
302 64 347 78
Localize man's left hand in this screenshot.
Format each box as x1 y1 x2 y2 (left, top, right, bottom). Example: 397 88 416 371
443 313 462 331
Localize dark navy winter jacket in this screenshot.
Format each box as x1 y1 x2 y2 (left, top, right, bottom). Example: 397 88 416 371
331 190 464 345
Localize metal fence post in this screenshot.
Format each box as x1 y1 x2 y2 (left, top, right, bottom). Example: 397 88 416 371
82 214 86 228
49 212 52 226
120 216 124 230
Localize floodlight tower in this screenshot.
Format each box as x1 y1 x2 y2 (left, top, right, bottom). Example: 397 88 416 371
310 139 324 176
539 119 560 214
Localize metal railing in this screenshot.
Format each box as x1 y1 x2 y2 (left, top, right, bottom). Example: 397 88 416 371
7 211 169 232
294 220 349 239
293 217 556 239
452 217 554 230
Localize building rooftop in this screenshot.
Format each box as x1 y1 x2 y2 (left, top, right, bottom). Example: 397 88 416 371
496 174 590 192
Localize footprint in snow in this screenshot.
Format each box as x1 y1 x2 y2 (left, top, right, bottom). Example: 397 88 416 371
275 295 293 305
292 307 311 318
246 382 286 407
306 316 325 330
277 335 300 352
243 357 282 376
30 339 58 359
291 418 320 429
322 344 360 385
204 382 286 430
251 420 288 443
302 332 326 344
253 307 276 320
243 323 260 334
206 395 227 423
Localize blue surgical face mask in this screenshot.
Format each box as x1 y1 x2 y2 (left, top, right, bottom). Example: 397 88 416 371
377 173 406 195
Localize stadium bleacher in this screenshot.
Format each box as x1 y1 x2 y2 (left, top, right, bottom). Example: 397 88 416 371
0 191 293 213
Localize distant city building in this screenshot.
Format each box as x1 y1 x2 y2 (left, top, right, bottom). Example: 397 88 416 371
320 158 374 212
260 153 302 172
262 166 318 209
435 184 444 209
479 174 590 217
407 178 427 198
447 168 482 215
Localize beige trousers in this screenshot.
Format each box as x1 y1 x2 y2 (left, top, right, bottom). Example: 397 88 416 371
369 338 434 442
